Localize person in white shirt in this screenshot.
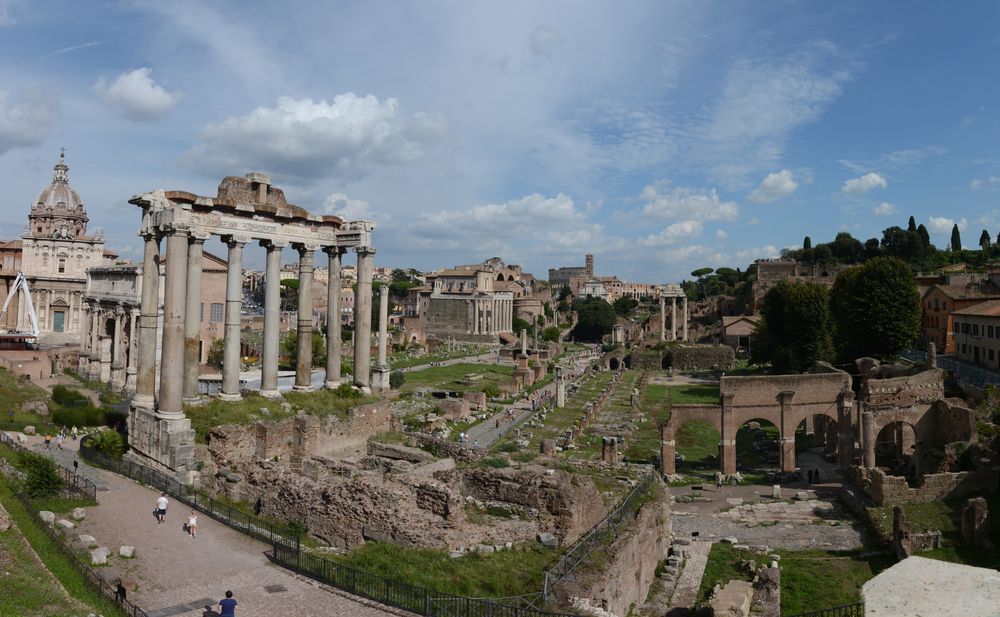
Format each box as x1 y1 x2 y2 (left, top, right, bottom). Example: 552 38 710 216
187 511 198 538
156 493 168 524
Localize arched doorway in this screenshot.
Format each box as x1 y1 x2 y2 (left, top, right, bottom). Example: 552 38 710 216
736 418 780 474
623 355 632 369
609 357 620 370
496 274 504 281
675 418 721 475
875 421 917 478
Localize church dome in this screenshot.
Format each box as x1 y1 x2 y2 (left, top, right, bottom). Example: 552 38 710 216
28 151 89 239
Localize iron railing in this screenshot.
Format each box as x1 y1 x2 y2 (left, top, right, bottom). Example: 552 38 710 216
79 440 290 547
542 468 658 604
785 602 864 617
0 430 97 501
270 536 566 617
904 349 1000 386
13 492 150 617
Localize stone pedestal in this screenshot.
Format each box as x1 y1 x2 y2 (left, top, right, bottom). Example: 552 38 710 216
372 366 391 390
127 404 196 476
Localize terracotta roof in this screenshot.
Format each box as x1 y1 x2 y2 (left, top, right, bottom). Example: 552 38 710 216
435 267 483 276
953 300 1000 317
0 240 22 250
927 284 1000 300
722 315 760 327
203 250 228 271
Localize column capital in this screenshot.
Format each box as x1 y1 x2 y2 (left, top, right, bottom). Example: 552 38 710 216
355 246 376 257
223 235 250 248
140 229 161 242
160 222 192 236
323 245 348 256
189 231 211 245
114 305 126 317
293 243 321 255
260 239 288 250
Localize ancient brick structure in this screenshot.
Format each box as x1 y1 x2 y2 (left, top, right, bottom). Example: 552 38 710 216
961 497 992 548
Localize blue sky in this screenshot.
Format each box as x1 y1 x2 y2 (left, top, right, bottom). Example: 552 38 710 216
1 1 999 282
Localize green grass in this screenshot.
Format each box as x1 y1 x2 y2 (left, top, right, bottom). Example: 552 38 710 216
0 476 127 616
675 419 720 464
325 541 557 598
65 369 124 405
390 345 489 370
185 389 377 443
698 543 893 614
623 382 670 463
668 383 720 404
399 363 515 395
0 367 56 433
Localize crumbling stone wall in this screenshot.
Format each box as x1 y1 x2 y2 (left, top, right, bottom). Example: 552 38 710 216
667 344 735 370
556 486 670 617
852 466 999 506
861 367 944 410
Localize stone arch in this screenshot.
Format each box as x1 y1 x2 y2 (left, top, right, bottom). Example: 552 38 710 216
875 420 917 474
496 273 504 281
609 357 620 371
735 417 781 472
623 355 632 369
507 275 514 281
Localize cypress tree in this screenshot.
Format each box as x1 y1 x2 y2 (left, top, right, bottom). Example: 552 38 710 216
951 224 962 251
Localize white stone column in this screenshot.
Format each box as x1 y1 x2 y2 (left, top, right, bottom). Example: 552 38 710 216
293 244 316 391
671 297 677 341
683 296 689 342
324 247 344 389
111 306 126 390
220 238 246 401
353 246 375 391
372 284 391 391
659 296 666 342
157 224 189 420
134 232 161 410
183 233 207 403
125 307 139 395
260 240 285 398
88 302 101 379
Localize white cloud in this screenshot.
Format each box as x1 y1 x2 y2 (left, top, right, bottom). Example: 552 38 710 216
873 202 898 216
639 183 739 221
748 217 761 225
185 94 447 181
839 146 947 174
715 229 728 240
928 216 968 235
640 220 703 246
842 172 887 195
971 179 984 190
733 245 780 261
323 193 382 222
747 169 798 203
93 68 181 121
693 42 854 184
0 86 57 155
530 26 564 60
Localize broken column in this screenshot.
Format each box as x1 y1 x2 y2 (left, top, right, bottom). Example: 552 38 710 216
324 247 344 389
862 409 876 469
371 284 391 391
353 246 375 392
961 497 992 549
555 366 566 408
660 423 676 476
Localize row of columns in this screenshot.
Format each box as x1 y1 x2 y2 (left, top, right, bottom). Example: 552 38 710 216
470 296 512 334
134 224 378 422
658 295 689 342
80 300 138 393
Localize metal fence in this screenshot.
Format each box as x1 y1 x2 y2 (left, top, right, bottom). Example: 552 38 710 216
542 468 658 604
13 491 150 617
79 440 290 547
270 536 567 617
785 602 864 617
904 349 1000 386
0 430 97 501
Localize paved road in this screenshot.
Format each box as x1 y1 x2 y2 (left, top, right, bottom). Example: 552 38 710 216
13 434 394 617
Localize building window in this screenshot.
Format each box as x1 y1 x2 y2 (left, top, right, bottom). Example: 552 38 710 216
210 303 223 323
201 303 204 321
990 349 995 361
990 326 995 338
58 258 66 274
974 324 979 336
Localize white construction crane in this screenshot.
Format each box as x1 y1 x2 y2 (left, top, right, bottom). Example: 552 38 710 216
0 271 40 340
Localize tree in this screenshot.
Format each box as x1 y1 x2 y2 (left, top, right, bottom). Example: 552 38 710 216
831 256 921 361
207 339 225 369
831 232 864 263
16 450 63 497
907 216 917 233
803 236 812 250
542 326 561 342
863 238 882 260
557 285 572 302
512 317 531 336
749 280 833 372
612 296 638 317
981 229 992 251
951 224 962 251
916 224 931 249
389 370 405 389
282 329 327 368
813 244 833 263
571 298 616 342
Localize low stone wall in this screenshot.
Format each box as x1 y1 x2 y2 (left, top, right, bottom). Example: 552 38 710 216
850 465 1000 506
557 487 671 617
403 432 484 463
668 345 734 371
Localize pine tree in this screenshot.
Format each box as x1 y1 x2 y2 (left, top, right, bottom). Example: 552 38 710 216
803 236 812 250
980 229 992 251
907 216 917 233
951 224 962 251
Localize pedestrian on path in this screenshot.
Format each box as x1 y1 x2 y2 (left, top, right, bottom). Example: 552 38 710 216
114 579 127 603
156 492 168 524
56 433 63 450
187 511 198 538
44 434 51 450
219 590 238 616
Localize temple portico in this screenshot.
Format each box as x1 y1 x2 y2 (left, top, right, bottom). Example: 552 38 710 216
127 174 375 477
658 283 688 342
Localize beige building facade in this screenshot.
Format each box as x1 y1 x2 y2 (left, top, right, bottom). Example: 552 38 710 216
952 300 1000 370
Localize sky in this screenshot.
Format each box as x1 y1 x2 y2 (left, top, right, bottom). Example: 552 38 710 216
1 1 1000 282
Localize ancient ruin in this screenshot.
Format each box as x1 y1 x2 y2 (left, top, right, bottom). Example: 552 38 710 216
126 173 379 477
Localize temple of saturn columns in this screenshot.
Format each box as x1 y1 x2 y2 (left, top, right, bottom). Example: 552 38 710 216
659 283 688 342
127 173 378 476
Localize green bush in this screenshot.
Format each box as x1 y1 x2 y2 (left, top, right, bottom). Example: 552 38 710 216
15 451 64 497
51 406 104 429
479 456 510 468
51 385 89 407
481 383 500 398
334 383 362 399
90 431 124 459
389 370 405 389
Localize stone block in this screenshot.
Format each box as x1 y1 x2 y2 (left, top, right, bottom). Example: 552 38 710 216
720 536 738 544
23 425 35 436
793 491 809 501
39 510 55 525
471 543 496 554
71 507 87 521
55 518 75 531
537 532 558 548
119 546 135 558
21 400 49 416
0 502 9 532
77 534 97 548
90 546 110 566
771 485 781 499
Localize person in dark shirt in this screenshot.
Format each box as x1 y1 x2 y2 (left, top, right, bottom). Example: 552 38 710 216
219 590 238 616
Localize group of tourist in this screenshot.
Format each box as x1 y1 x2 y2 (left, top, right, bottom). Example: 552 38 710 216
42 425 79 451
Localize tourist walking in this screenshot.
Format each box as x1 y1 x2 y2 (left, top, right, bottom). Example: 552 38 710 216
55 433 63 450
44 434 51 450
187 510 198 538
218 590 238 616
156 492 168 524
114 579 127 603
